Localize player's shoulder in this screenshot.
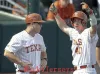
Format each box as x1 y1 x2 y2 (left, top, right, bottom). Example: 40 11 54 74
67 27 77 35
35 33 43 39
68 27 76 31
11 30 25 40
84 28 90 32
81 28 90 35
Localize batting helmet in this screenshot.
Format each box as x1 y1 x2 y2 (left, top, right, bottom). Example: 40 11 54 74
71 11 88 24
25 13 45 24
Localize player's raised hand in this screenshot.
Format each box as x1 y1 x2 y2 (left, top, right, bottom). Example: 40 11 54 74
81 2 89 10
81 2 93 14
49 3 57 15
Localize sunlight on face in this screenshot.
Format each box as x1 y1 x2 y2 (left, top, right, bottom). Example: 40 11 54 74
73 18 82 26
32 22 42 33
72 18 85 33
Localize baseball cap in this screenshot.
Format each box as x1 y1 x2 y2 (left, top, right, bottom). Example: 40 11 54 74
25 13 45 24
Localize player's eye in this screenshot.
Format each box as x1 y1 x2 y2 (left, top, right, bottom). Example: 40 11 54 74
33 22 42 27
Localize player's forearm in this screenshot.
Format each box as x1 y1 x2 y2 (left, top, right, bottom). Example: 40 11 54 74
87 8 97 35
47 19 55 21
96 47 100 67
89 13 97 26
90 25 97 36
55 14 69 29
81 2 97 35
41 51 47 60
96 57 100 67
97 60 100 67
89 13 97 28
4 50 22 65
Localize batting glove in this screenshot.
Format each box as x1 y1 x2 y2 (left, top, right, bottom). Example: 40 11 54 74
81 2 93 15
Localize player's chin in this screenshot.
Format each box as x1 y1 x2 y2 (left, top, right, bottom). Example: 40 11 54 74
75 28 81 31
37 30 41 33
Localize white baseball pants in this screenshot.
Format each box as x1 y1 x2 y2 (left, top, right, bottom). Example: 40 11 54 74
16 72 40 74
73 68 97 74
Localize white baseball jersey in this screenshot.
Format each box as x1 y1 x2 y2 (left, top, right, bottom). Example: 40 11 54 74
67 27 98 66
5 30 46 72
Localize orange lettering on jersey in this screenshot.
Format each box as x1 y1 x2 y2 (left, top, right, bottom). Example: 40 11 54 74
78 39 82 45
75 47 78 53
25 44 41 53
73 39 77 45
75 46 82 54
36 44 41 51
73 39 82 45
33 44 38 50
31 46 35 52
74 39 82 54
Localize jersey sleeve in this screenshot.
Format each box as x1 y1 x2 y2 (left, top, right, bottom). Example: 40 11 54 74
5 35 22 53
67 27 74 41
87 28 98 42
41 36 46 52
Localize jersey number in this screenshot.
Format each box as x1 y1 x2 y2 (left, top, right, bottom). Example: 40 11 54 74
74 39 82 54
75 46 82 54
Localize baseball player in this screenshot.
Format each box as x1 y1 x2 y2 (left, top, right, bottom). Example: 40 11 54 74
50 2 98 74
4 13 47 74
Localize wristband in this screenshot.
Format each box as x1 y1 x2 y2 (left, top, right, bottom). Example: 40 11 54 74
86 8 93 15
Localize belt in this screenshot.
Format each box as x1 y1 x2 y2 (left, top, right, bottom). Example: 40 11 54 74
74 65 94 70
18 70 25 72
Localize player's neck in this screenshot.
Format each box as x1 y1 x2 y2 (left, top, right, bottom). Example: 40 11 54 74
77 27 86 34
25 28 36 37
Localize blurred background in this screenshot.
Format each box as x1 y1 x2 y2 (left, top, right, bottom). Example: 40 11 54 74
0 0 100 74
